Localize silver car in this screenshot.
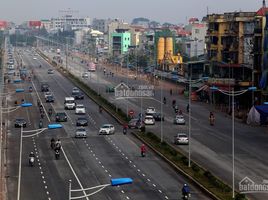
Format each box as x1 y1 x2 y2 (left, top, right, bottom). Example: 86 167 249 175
174 115 185 125
174 133 189 145
75 128 87 138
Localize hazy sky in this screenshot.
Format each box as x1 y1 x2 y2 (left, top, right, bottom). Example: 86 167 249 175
0 0 263 24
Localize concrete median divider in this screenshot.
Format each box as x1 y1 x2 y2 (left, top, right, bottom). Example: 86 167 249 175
37 49 247 200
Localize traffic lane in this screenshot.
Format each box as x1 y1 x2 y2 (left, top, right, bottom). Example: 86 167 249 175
28 51 132 199
64 137 128 200
41 51 209 199
81 136 171 200
100 133 210 200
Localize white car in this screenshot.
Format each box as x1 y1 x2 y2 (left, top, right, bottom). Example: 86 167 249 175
145 107 156 115
82 72 89 78
75 128 87 138
174 115 185 125
44 91 52 99
144 115 155 125
75 104 86 114
99 124 115 135
174 133 189 145
33 57 37 60
72 87 80 94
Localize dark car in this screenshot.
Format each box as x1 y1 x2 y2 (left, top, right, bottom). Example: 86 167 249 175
55 112 67 122
76 117 88 126
72 92 84 100
45 95 54 103
152 112 165 121
41 83 49 92
47 69 54 74
14 118 27 128
128 118 143 129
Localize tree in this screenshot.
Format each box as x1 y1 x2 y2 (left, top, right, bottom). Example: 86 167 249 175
131 17 150 25
149 21 161 28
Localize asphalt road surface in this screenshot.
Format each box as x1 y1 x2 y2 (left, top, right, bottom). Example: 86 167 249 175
41 48 268 200
5 48 209 200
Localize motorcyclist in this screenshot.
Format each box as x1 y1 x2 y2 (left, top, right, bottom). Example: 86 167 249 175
172 100 176 108
48 108 52 116
55 149 60 159
179 109 182 115
55 139 61 151
99 105 102 113
170 89 173 95
186 104 189 113
123 124 128 135
29 152 35 158
50 138 55 149
140 144 146 157
209 112 215 125
174 105 179 114
163 97 166 105
182 184 190 198
29 86 33 92
103 68 106 75
39 119 43 129
39 64 42 68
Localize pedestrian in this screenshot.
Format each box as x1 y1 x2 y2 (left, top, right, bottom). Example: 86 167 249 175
170 89 173 95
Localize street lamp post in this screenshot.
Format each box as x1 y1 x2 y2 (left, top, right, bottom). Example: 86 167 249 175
210 86 256 199
17 123 62 200
69 177 133 199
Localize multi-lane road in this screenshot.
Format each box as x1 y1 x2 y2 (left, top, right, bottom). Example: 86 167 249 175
4 48 209 199
41 47 268 200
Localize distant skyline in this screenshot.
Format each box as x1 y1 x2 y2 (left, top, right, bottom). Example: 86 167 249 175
0 0 264 24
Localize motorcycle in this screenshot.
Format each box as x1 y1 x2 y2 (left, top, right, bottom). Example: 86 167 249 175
29 157 35 167
48 109 52 117
182 193 191 200
99 106 102 113
39 120 43 129
123 128 127 135
141 151 146 157
55 149 60 160
163 98 166 105
209 116 215 126
51 140 55 150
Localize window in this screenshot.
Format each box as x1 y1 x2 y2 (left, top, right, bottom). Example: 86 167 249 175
195 29 200 34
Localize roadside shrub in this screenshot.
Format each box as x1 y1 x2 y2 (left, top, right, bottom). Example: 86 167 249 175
235 193 246 200
181 156 188 166
191 163 200 173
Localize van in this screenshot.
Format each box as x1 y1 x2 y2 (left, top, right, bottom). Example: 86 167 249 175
64 97 76 110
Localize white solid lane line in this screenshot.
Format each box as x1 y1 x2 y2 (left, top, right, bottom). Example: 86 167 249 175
61 146 89 200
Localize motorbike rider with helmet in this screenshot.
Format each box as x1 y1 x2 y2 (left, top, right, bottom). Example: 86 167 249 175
182 183 190 199
140 144 146 157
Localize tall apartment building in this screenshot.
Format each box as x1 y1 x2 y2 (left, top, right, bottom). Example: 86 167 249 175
50 15 90 31
111 29 131 56
206 12 255 83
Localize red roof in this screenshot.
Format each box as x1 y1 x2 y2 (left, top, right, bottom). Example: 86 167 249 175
256 7 268 16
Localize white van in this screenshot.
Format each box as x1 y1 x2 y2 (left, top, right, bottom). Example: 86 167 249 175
64 97 76 110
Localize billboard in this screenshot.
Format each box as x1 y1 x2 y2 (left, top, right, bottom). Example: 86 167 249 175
28 21 41 27
0 21 7 29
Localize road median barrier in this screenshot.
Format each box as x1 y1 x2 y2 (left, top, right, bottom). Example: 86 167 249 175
37 49 247 200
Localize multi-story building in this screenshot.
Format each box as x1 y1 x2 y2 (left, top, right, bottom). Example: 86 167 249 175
253 1 268 103
184 19 207 58
41 19 52 31
92 18 112 34
107 19 130 54
50 15 90 31
111 29 131 56
206 11 256 108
